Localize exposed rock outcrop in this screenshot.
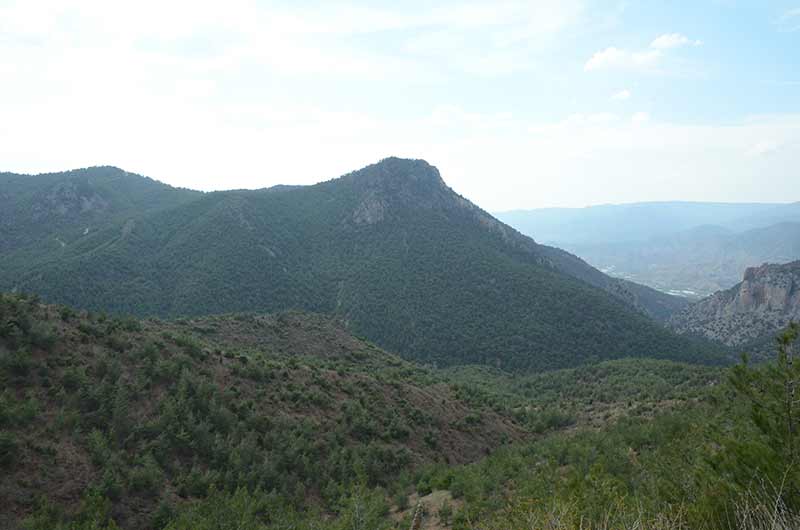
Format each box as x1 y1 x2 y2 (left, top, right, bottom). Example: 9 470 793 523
668 261 800 345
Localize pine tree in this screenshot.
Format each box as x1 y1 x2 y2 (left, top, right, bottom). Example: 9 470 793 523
730 322 800 506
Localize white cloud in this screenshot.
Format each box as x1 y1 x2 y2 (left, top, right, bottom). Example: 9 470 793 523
777 7 800 31
0 0 586 87
0 1 796 211
650 33 690 49
584 32 699 72
785 7 800 18
584 47 661 71
612 89 631 100
561 112 621 126
401 0 585 75
631 111 650 123
3 88 798 210
746 140 781 157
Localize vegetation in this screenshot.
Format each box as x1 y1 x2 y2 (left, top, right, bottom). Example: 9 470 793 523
0 159 725 372
0 294 519 529
414 325 800 529
2 294 796 528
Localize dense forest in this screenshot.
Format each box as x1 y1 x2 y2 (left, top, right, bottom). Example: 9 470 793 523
0 160 719 372
2 294 797 529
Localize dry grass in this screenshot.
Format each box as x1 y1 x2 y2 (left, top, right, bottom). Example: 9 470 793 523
465 486 800 530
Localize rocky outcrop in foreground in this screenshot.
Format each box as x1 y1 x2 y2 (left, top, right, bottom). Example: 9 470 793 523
668 261 800 346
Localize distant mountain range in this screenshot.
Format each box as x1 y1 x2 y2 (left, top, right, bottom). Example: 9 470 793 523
496 202 800 299
668 261 800 350
0 158 718 371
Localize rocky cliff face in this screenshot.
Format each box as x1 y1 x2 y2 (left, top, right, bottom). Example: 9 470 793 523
668 261 800 346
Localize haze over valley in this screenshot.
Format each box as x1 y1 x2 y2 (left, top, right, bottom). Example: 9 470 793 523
497 202 800 299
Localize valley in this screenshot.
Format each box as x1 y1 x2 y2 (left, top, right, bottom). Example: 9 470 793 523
497 203 800 299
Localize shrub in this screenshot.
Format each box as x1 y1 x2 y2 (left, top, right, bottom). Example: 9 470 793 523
0 431 19 469
1 348 36 379
98 467 124 501
61 367 86 392
87 429 110 466
28 323 56 352
128 454 164 497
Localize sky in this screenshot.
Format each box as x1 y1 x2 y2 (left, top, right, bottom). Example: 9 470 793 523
1 1 799 211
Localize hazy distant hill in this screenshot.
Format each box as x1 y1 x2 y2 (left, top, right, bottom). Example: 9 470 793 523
497 202 800 299
0 158 715 371
669 260 800 348
566 222 800 299
496 201 800 245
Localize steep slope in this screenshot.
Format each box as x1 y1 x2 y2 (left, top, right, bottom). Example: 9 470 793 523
0 294 524 529
0 159 720 371
668 261 800 346
534 244 689 320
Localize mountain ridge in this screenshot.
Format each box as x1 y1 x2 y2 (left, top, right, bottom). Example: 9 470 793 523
0 158 719 371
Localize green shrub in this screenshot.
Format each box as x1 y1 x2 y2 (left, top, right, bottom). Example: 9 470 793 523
128 454 164 497
0 431 19 469
61 367 86 392
28 323 56 352
98 467 124 501
87 429 110 466
1 349 36 379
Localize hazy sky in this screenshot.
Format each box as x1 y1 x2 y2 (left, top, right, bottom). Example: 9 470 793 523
1 1 799 210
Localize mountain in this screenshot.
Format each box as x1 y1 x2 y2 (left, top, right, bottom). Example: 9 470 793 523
0 167 200 255
496 202 800 299
0 293 525 529
668 261 800 347
496 201 800 246
0 158 717 371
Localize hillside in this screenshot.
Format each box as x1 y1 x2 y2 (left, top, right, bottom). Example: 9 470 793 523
0 293 524 529
4 295 793 530
669 261 800 346
0 158 714 371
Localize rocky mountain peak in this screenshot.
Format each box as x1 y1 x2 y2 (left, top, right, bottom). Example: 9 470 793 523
344 157 454 225
345 157 446 198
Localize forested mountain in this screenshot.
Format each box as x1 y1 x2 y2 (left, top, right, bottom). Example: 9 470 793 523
497 202 800 299
0 158 715 371
669 261 800 348
0 167 200 255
